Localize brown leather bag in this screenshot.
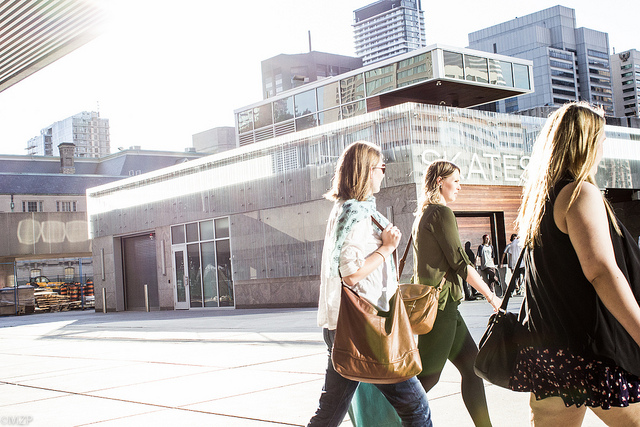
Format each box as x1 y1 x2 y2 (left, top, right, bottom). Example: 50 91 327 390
331 284 422 383
397 235 444 335
371 216 444 336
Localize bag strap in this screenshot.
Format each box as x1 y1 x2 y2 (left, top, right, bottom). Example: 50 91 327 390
499 248 526 311
397 235 413 278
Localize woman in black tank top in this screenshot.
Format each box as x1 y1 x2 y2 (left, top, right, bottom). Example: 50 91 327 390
509 102 640 426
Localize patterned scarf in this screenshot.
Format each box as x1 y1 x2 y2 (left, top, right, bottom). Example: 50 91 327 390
329 196 394 276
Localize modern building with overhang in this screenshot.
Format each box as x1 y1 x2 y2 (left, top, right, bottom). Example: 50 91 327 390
235 45 533 147
86 43 640 312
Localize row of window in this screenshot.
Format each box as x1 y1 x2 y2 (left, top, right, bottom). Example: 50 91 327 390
238 49 531 135
21 201 77 212
171 218 230 244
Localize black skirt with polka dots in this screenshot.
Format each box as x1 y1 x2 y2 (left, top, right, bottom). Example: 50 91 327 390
509 347 640 409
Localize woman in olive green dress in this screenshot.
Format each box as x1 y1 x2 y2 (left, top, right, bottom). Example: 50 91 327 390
413 160 500 426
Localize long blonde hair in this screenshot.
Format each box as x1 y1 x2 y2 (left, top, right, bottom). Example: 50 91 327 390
324 141 382 201
516 102 618 247
416 160 460 213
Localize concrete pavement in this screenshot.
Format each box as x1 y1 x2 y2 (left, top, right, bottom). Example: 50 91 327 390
0 297 607 426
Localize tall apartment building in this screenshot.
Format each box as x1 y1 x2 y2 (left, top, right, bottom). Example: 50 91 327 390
353 0 426 65
468 5 614 116
27 111 110 158
611 49 640 118
261 51 362 99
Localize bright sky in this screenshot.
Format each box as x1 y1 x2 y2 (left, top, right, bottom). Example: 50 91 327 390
0 0 638 155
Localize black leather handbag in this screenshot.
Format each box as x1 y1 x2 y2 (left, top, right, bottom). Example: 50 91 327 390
474 249 526 389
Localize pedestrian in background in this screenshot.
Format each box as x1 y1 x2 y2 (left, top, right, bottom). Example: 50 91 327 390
463 241 481 300
477 235 500 295
501 233 524 295
510 102 640 425
308 141 432 427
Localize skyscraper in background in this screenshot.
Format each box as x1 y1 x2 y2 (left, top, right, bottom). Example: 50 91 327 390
353 0 426 66
468 5 614 117
26 111 110 158
610 49 640 118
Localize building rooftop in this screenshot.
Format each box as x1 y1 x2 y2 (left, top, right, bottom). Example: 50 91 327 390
0 148 204 195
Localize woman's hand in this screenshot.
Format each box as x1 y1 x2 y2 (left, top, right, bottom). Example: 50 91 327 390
380 223 401 252
488 293 502 312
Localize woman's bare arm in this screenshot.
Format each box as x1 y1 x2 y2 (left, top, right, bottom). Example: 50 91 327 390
557 181 640 347
465 265 501 311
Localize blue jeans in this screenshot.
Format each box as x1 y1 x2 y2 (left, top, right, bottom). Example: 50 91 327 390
308 328 432 427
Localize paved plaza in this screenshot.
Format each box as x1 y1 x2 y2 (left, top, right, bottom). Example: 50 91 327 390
0 298 607 426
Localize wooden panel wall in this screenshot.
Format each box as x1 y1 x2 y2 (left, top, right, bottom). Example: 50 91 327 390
449 184 523 250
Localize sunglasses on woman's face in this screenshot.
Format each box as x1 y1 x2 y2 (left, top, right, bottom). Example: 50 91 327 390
372 164 386 174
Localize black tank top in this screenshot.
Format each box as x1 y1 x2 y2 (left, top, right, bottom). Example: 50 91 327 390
521 179 640 376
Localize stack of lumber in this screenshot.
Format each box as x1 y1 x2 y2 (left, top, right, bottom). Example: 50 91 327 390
34 289 71 312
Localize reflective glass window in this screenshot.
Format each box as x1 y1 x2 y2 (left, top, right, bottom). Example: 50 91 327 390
238 109 253 133
199 220 214 241
216 239 234 307
489 60 513 86
186 222 199 242
296 114 317 131
201 242 218 307
465 55 489 83
318 108 340 126
513 64 531 90
273 96 294 123
365 64 396 96
171 225 185 244
397 52 433 88
342 101 366 119
443 51 464 80
294 90 316 117
317 82 340 110
253 103 273 129
215 217 229 238
340 74 365 103
188 243 201 307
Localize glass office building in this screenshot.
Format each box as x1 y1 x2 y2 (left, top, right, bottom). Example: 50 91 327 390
87 102 640 312
235 45 534 147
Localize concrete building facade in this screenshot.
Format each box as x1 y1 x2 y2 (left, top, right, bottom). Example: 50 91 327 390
354 0 426 65
191 127 237 155
468 5 614 116
27 111 111 158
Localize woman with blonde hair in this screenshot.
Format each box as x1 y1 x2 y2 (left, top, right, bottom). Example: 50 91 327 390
308 140 432 427
413 159 500 426
509 102 640 425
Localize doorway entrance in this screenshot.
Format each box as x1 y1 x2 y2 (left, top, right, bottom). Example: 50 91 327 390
122 233 159 310
170 217 234 309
